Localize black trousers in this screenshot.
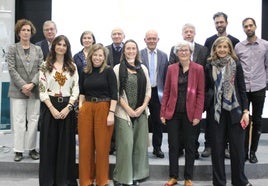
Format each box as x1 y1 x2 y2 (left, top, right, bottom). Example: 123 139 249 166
245 88 266 154
210 110 248 186
149 87 164 150
167 113 196 180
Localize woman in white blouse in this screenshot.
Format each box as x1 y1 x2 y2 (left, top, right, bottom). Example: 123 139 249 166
39 35 79 186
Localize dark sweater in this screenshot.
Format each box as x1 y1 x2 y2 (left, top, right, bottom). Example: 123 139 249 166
79 66 118 100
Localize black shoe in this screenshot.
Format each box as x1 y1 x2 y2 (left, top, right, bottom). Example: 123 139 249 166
201 147 211 157
29 149 39 160
153 149 164 158
132 180 140 185
249 152 258 163
195 151 200 159
14 152 23 162
225 148 230 159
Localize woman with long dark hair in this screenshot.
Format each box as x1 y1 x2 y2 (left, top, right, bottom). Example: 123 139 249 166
39 35 79 186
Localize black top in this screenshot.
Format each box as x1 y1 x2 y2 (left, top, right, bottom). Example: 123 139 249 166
79 66 118 100
204 34 240 55
175 65 188 113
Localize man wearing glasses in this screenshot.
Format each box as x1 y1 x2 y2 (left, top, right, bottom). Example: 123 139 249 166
36 20 57 60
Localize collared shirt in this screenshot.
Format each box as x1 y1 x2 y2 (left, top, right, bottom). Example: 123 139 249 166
235 37 268 92
112 43 124 51
147 48 158 87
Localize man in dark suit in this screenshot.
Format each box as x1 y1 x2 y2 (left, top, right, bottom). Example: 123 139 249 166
106 27 125 155
169 23 208 159
106 27 125 67
140 30 169 158
36 20 57 60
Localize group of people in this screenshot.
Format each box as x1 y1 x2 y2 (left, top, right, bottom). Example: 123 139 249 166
6 10 267 186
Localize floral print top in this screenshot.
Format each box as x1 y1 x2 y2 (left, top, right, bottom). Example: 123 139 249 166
39 62 79 102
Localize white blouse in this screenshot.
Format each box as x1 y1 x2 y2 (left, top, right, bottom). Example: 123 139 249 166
39 62 79 102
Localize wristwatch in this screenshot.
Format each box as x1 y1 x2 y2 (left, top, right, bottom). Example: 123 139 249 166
68 104 74 111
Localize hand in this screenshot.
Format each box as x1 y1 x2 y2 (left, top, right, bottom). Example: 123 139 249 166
134 106 145 117
49 107 62 119
107 112 115 126
59 106 70 119
192 119 200 126
160 117 166 125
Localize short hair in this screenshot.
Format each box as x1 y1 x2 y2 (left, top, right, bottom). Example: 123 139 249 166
15 19 36 39
182 23 196 33
242 17 256 27
80 31 96 46
213 12 228 22
173 40 194 54
43 20 57 31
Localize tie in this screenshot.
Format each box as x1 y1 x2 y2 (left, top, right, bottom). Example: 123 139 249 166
149 51 155 87
115 46 121 52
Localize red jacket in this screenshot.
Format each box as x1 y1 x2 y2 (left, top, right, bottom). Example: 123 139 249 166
160 62 205 122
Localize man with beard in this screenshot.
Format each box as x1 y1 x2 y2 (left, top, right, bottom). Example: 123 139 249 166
202 12 240 158
235 17 268 164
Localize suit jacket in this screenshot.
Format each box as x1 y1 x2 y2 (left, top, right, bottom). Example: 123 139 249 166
169 42 208 67
106 43 123 67
36 39 49 61
140 48 169 102
7 43 43 99
160 62 205 122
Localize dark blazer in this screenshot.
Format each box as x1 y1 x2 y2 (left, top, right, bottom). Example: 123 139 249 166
36 39 49 61
106 44 123 67
73 49 86 77
160 62 205 122
205 61 248 124
140 48 169 102
7 43 43 99
169 42 208 67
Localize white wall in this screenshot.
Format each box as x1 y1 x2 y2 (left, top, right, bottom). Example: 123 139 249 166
52 0 267 117
52 0 262 55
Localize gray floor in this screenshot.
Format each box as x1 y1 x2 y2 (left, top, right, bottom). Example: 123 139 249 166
1 132 268 186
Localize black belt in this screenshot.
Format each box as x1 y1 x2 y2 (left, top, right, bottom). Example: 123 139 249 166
49 96 70 103
85 96 111 102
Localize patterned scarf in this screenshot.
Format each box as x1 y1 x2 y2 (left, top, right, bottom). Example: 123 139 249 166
211 55 239 123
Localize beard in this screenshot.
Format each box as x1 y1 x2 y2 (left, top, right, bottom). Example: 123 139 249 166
246 31 255 38
217 27 226 35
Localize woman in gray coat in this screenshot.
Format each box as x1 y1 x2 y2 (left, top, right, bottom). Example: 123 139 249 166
7 19 43 162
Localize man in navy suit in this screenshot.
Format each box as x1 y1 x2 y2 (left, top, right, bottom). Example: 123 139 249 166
140 30 169 158
36 20 57 60
169 23 208 159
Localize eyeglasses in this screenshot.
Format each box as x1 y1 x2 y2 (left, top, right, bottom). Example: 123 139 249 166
178 49 190 53
43 28 55 32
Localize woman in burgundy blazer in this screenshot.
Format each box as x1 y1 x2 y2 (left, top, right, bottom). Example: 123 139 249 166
160 41 205 186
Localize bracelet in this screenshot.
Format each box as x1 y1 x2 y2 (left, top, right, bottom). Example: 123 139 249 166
109 110 115 113
243 110 249 114
68 103 74 106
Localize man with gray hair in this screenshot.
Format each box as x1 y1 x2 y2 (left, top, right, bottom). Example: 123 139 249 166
36 20 57 60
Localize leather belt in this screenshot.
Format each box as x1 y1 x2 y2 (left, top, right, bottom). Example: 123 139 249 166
85 96 111 102
49 96 70 103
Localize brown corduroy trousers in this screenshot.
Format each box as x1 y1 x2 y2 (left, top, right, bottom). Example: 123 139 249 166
78 101 113 186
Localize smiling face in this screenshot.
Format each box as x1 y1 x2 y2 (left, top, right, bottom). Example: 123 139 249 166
43 22 57 42
144 30 159 51
124 41 138 62
55 39 67 56
92 49 105 68
111 28 125 45
214 15 227 35
176 45 191 62
215 41 230 58
82 33 95 48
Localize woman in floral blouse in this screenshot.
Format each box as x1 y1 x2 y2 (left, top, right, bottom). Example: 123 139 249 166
39 35 79 186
